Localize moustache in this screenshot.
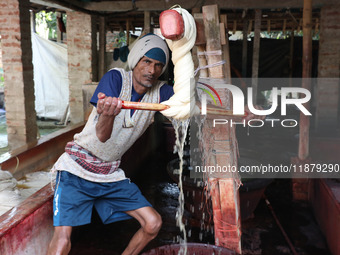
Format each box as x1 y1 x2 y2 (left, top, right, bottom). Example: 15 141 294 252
143 75 155 80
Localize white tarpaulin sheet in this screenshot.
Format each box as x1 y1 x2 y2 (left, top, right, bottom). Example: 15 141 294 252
32 33 68 120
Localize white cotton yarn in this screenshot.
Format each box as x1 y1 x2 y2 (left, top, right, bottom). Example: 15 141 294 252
160 8 199 119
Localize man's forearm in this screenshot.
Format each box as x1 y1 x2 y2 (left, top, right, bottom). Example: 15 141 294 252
96 114 115 142
95 93 122 142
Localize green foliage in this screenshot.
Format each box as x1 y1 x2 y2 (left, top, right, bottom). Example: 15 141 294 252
35 11 66 41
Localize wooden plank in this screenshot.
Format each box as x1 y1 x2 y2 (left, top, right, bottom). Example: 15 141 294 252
194 13 208 78
220 23 226 45
197 46 209 78
251 9 261 104
208 179 224 245
219 179 241 250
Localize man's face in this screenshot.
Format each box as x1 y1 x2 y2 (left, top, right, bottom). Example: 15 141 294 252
132 56 164 93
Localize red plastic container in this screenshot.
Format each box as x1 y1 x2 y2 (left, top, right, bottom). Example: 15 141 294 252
159 10 184 40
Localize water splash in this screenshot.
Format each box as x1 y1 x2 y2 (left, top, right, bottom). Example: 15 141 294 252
170 118 190 255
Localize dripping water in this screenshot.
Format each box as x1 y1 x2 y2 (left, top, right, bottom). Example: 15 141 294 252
170 117 190 255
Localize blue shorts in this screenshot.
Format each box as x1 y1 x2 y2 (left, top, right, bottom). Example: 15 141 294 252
53 171 152 226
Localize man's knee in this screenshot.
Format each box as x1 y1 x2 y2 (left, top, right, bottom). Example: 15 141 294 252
144 213 162 236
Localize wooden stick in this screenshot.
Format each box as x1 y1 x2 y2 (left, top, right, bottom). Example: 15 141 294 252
121 101 169 111
122 100 247 118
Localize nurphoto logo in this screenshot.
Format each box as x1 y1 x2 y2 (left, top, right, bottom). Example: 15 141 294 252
198 83 311 128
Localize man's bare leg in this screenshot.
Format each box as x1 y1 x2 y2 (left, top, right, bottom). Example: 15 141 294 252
122 207 162 255
47 226 72 255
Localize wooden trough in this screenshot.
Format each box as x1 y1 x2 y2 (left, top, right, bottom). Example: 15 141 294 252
0 123 84 254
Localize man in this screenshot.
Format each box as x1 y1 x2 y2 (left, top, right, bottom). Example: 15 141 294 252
47 33 174 255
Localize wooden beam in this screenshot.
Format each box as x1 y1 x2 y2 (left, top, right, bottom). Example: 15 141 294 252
30 0 93 14
81 0 335 12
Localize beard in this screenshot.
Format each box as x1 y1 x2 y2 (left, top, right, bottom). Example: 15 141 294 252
140 83 153 88
140 75 155 88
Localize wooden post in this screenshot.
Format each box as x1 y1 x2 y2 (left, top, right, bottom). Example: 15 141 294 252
202 5 223 78
252 9 261 104
98 16 106 79
30 10 36 33
289 30 295 87
242 19 248 77
143 11 151 35
126 19 130 46
299 0 312 160
202 4 242 254
56 12 62 42
291 0 313 202
283 19 287 37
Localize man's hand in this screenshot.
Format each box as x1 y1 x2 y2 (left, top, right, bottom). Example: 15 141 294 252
243 105 266 122
96 93 122 142
96 92 122 116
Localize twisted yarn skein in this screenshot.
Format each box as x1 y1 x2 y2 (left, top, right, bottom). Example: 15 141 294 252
160 8 199 119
